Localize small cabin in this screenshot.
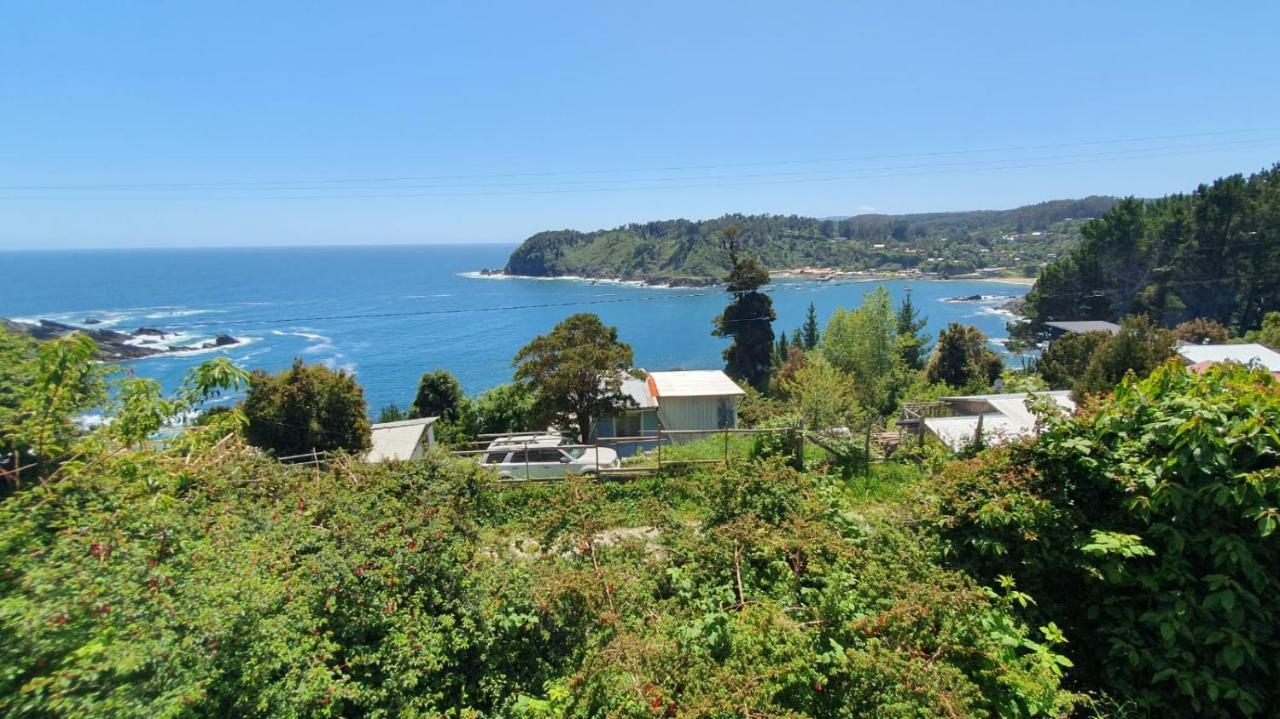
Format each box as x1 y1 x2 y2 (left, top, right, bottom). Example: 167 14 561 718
593 370 746 455
364 417 437 462
646 370 745 433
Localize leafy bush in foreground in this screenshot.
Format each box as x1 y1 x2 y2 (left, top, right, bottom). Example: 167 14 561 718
928 363 1280 716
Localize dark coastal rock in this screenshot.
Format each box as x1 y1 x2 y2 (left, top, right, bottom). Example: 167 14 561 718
82 318 102 325
1 317 240 361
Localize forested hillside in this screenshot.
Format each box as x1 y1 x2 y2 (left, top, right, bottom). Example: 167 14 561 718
1023 165 1280 332
504 197 1118 284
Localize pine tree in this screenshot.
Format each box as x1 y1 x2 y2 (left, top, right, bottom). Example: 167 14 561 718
803 302 821 349
896 291 932 371
713 225 776 391
775 332 790 367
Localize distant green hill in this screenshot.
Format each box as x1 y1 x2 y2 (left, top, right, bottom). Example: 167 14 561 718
503 197 1119 284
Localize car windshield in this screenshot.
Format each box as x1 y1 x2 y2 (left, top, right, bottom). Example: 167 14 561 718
564 446 585 459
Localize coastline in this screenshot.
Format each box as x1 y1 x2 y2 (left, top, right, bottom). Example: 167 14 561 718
472 267 1038 289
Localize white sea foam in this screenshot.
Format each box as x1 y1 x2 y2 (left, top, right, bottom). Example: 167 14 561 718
271 329 330 342
142 308 222 319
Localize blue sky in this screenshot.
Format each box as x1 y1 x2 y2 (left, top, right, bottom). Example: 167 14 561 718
2 1 1278 249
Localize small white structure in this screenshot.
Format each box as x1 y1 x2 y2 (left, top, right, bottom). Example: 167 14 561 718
923 391 1075 451
646 370 745 431
365 417 438 462
1176 343 1280 373
1044 320 1121 337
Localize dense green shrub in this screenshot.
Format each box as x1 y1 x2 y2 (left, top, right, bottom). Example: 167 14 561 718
928 363 1280 716
242 358 371 457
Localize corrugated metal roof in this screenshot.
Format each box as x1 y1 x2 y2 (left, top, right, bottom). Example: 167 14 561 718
924 415 1025 451
927 391 1075 450
1045 321 1121 335
618 374 658 409
646 370 746 398
1176 343 1280 372
365 417 436 462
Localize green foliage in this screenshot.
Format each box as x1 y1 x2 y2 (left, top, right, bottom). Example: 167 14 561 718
925 323 1003 392
1173 317 1231 345
376 403 406 423
1024 166 1280 333
999 369 1048 394
928 363 1280 716
822 287 905 416
513 313 634 443
713 226 776 391
778 354 861 431
1242 310 1280 348
896 291 932 370
0 343 1075 719
409 369 474 444
472 382 539 435
1036 330 1110 389
803 301 821 350
553 460 1075 717
242 358 371 457
1074 315 1174 399
0 329 106 477
505 200 1118 282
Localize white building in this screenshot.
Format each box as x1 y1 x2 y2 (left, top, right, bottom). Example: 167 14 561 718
922 391 1075 451
645 370 745 432
1176 343 1280 373
365 417 438 462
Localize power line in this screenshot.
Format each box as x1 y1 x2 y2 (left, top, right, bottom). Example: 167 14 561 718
2 127 1277 194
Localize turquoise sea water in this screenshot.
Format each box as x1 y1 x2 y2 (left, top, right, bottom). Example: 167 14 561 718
0 244 1027 413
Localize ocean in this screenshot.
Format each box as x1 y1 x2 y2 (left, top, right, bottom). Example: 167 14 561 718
0 244 1027 414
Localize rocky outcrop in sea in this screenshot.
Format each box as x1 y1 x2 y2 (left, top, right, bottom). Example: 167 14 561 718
1 318 240 360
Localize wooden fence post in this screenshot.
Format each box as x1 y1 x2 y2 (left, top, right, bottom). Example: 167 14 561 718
863 417 874 477
657 430 663 474
723 427 730 468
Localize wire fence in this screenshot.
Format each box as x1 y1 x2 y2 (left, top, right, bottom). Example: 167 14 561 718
445 422 896 483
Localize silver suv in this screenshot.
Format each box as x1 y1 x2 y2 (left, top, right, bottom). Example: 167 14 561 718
478 433 619 479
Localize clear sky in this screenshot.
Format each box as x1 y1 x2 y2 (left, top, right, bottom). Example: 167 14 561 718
2 1 1278 249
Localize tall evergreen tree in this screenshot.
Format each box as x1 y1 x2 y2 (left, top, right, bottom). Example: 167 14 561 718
774 332 790 367
713 225 775 391
895 291 932 370
802 302 821 349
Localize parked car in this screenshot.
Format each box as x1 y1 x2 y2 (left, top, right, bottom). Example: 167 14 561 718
477 433 619 479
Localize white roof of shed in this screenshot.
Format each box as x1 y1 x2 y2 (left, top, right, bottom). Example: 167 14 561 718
925 414 1025 451
646 370 746 398
1176 343 1280 372
1045 320 1121 335
927 391 1075 451
365 416 437 462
